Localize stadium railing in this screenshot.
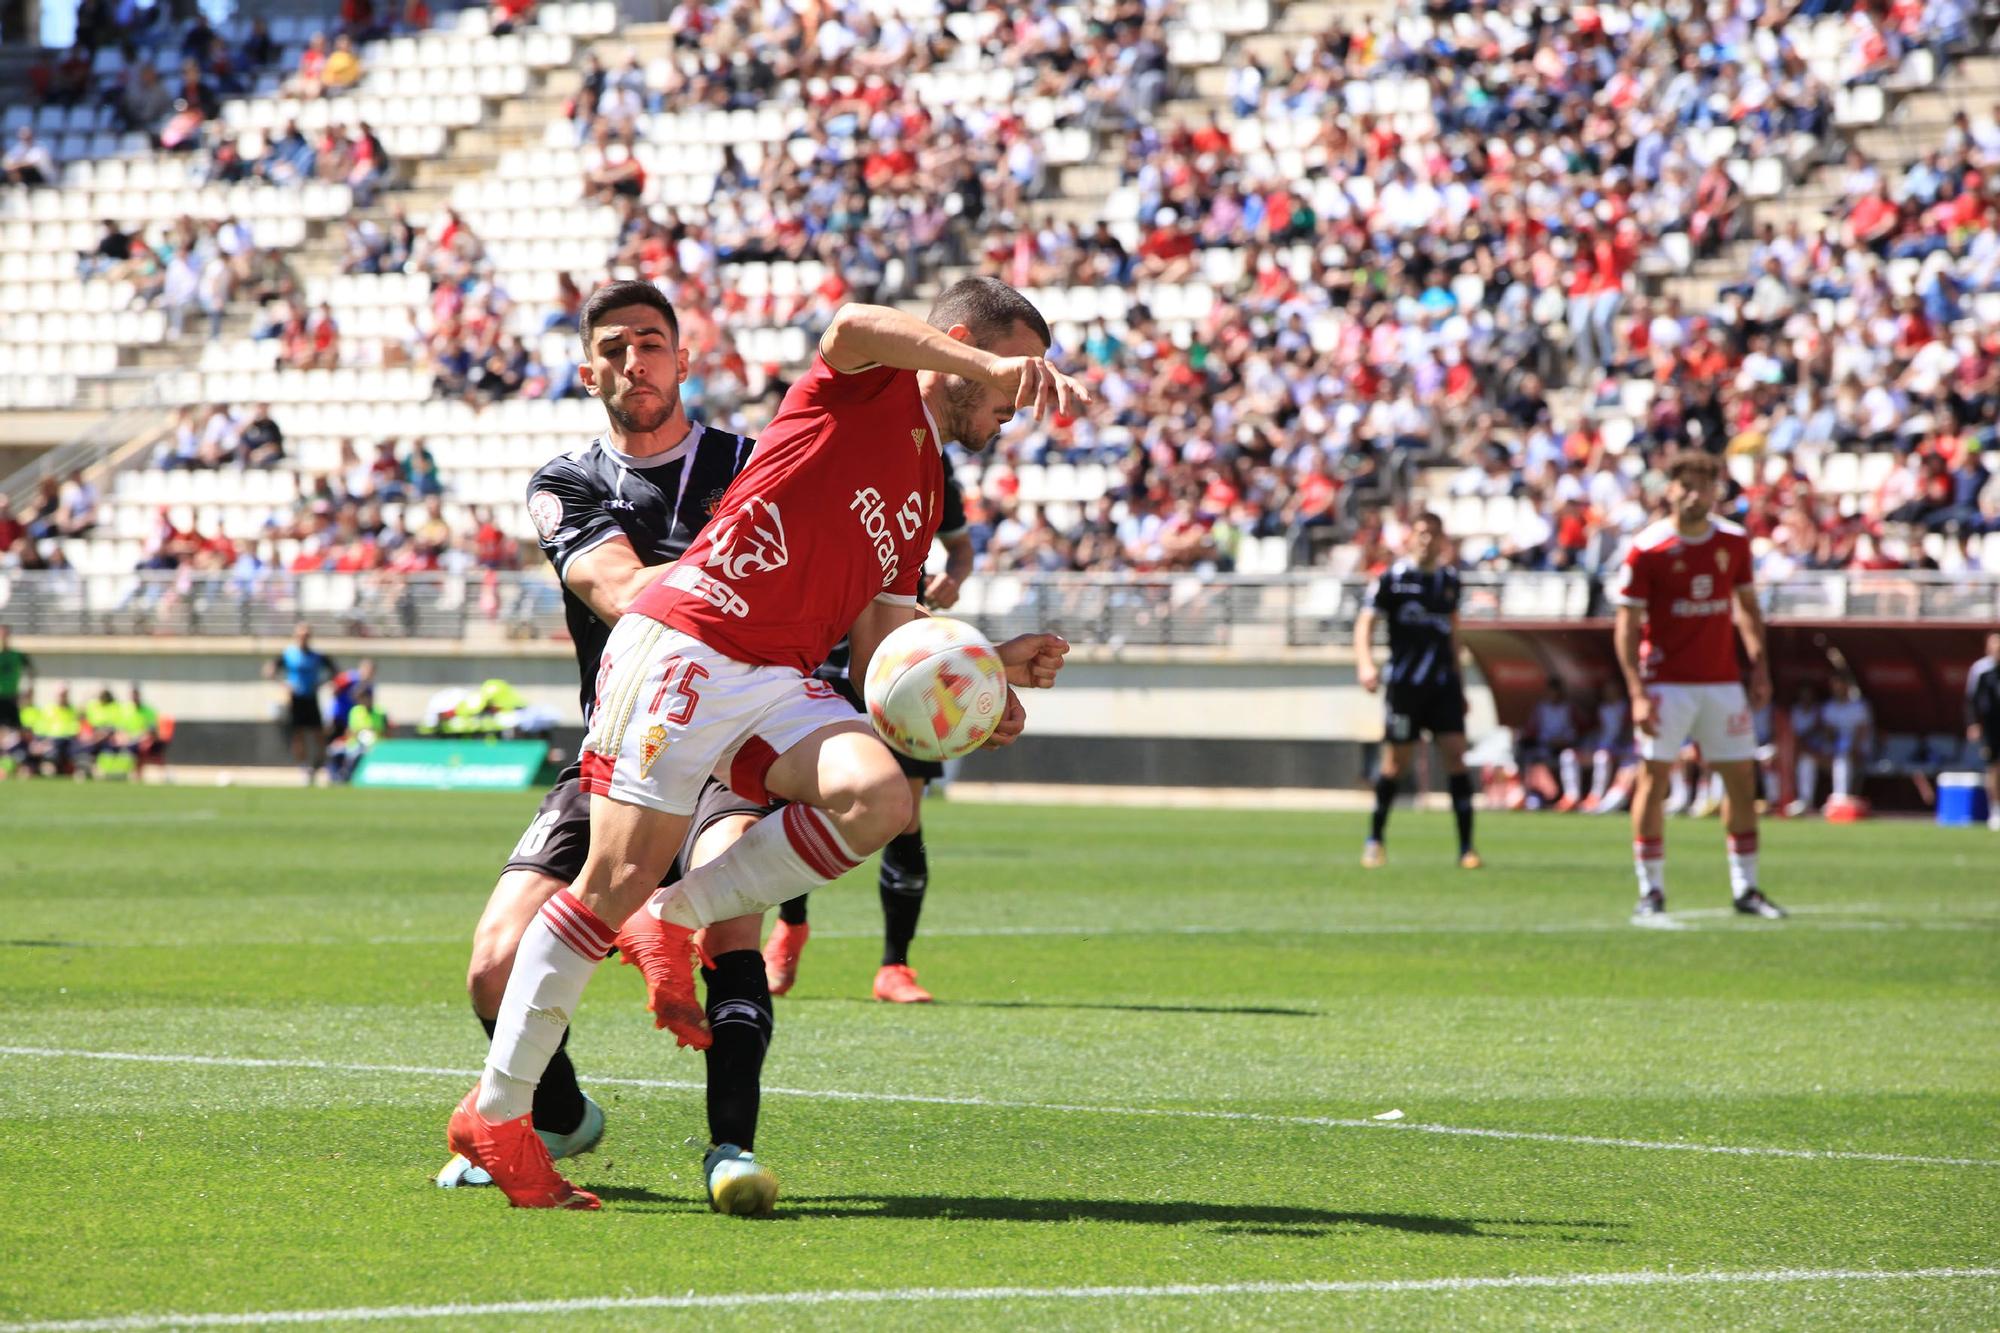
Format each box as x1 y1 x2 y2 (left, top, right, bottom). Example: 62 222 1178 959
2 571 1994 647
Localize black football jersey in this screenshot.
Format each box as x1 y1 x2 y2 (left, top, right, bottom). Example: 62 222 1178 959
1361 559 1462 688
527 425 755 720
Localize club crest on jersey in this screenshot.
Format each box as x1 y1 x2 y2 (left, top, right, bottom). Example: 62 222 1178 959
638 724 669 778
705 495 789 580
1715 548 1731 572
528 490 562 542
911 428 927 451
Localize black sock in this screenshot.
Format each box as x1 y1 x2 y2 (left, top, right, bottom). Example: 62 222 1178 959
777 895 809 926
1370 774 1400 842
479 1014 584 1136
878 829 928 967
701 950 772 1152
1449 772 1476 854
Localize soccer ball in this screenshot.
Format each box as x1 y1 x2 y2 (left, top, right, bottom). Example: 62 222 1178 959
863 616 1008 762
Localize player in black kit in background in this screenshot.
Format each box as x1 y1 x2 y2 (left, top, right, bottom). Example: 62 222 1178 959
765 469 973 1004
437 280 781 1215
1352 511 1481 870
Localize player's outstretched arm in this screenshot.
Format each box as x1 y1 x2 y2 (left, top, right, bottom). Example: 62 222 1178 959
996 633 1068 689
819 303 1090 421
565 537 671 625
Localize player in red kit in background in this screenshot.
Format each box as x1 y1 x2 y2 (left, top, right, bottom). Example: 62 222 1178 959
447 278 1089 1209
1609 452 1788 924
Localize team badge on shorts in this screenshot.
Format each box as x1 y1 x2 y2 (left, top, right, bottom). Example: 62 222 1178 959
638 724 669 778
528 490 562 541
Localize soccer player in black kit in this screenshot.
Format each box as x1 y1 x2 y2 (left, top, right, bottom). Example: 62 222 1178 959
763 468 973 1004
1352 511 1481 870
436 280 782 1214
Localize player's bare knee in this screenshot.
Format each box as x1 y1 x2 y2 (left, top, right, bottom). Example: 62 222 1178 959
466 932 517 1017
840 766 914 853
703 913 762 955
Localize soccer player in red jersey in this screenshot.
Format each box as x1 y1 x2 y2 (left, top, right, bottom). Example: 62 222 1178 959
448 278 1087 1208
1608 452 1787 924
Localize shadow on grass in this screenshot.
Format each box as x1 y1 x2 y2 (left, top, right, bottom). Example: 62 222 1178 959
800 997 1319 1019
589 1187 1623 1241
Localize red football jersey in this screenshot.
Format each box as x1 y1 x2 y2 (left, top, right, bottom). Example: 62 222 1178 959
1607 518 1754 684
629 353 946 674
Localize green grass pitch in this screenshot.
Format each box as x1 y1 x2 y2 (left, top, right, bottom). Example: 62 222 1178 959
0 784 1994 1330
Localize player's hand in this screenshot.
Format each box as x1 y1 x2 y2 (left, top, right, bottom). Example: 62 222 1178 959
1631 692 1660 738
1969 723 1982 742
982 687 1027 747
1748 664 1773 710
988 356 1094 423
998 632 1068 688
923 570 961 610
1357 662 1380 694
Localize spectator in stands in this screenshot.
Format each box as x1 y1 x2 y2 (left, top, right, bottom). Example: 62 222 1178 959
580 120 645 202
78 220 135 279
3 128 55 187
287 33 330 98
234 403 283 468
321 34 363 94
491 0 535 35
239 16 279 70
257 120 317 185
52 471 97 538
116 64 172 133
0 494 23 564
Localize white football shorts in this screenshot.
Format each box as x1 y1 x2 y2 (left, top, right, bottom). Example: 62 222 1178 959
579 616 858 815
1637 681 1757 765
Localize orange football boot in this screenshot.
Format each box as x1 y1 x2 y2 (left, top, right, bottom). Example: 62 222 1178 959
873 963 932 1003
446 1086 601 1210
614 912 711 1050
763 919 809 996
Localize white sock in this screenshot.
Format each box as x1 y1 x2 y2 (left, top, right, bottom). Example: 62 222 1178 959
1558 749 1581 801
1762 764 1780 805
1795 757 1817 806
1727 831 1759 897
477 890 614 1122
1708 773 1725 805
1667 769 1690 810
1634 837 1664 896
649 803 863 927
1831 754 1853 800
1590 752 1612 802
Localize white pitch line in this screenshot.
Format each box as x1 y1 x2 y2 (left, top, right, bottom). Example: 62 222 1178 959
3 1046 1995 1170
2 1266 1996 1332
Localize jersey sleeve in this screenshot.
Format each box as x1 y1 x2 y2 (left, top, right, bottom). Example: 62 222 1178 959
1727 532 1755 589
527 460 625 581
1360 570 1391 612
1608 544 1650 608
1440 568 1462 615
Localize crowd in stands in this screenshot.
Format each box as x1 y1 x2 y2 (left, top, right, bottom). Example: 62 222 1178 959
134 404 520 577
9 0 1998 584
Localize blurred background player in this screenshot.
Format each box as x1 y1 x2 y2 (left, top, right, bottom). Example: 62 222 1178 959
1354 511 1479 869
1969 632 2000 832
327 660 377 747
1610 453 1785 924
1819 676 1874 812
440 280 783 1213
1584 684 1637 814
765 468 973 1004
1786 683 1828 817
0 626 31 734
1514 678 1583 811
264 623 335 784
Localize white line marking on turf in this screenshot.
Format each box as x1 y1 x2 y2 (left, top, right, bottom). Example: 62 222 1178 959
4 1046 1996 1170
2 1267 1996 1332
